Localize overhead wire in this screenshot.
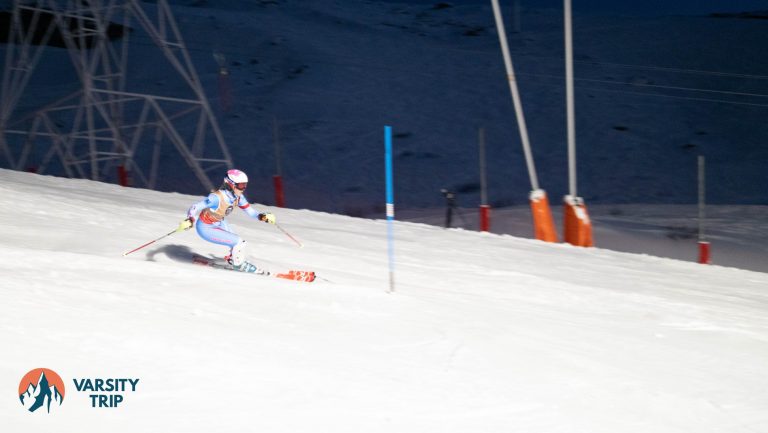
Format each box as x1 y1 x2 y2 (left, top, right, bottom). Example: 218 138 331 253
121 18 768 110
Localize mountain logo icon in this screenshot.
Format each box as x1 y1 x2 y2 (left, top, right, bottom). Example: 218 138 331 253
18 368 66 413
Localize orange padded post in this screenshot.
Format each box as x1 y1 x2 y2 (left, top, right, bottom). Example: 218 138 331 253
529 189 558 242
563 195 593 247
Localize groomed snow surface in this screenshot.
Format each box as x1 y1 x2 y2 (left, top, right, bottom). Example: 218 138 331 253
1 169 767 432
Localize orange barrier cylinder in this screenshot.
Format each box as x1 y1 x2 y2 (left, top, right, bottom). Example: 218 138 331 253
698 241 711 264
563 195 593 247
529 189 558 242
273 174 285 208
479 204 491 232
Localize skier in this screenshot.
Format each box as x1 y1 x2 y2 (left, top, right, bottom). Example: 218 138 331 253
177 169 276 273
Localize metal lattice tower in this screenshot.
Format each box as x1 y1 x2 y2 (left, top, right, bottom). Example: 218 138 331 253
0 0 233 191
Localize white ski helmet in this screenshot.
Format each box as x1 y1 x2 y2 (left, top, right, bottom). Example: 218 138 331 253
224 169 249 190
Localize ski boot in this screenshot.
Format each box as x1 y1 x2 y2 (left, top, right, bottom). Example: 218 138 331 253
227 255 269 275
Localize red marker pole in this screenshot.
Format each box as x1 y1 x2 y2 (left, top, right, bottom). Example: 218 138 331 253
117 165 130 187
273 174 285 208
478 127 491 232
480 205 491 232
697 155 711 264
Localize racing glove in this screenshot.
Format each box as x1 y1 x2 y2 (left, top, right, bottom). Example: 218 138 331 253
258 213 276 224
177 217 194 231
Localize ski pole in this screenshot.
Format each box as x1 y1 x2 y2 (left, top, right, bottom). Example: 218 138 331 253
122 228 179 256
275 223 303 248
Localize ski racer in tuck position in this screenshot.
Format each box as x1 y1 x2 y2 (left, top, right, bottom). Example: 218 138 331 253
177 169 276 273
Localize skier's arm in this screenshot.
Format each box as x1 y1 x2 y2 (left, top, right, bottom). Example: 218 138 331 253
178 194 219 231
239 195 275 224
187 193 219 220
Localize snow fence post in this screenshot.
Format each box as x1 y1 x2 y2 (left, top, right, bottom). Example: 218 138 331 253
385 125 395 293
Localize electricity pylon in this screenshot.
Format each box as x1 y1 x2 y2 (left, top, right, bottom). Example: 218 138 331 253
0 0 233 191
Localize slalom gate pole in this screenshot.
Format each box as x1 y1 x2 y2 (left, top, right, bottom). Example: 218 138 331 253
385 125 396 293
275 223 303 248
122 228 179 256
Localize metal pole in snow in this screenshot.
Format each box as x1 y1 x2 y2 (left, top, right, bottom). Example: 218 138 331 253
490 0 540 191
698 155 705 241
385 125 395 293
479 127 488 206
565 0 577 197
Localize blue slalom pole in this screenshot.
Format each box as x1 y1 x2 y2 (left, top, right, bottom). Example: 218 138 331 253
385 125 395 293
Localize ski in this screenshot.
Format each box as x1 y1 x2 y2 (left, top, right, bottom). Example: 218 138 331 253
191 255 316 283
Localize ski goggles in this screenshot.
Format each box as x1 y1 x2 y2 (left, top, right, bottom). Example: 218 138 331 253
227 178 247 190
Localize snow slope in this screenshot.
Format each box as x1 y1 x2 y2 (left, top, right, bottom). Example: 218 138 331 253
1 169 767 432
